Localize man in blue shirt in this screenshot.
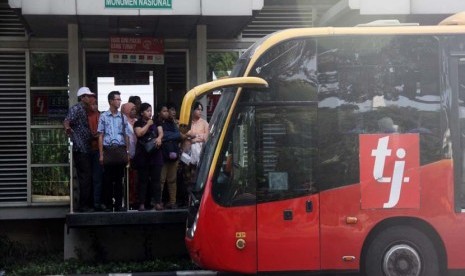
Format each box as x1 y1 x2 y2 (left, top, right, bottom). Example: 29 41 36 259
64 87 95 212
97 91 131 212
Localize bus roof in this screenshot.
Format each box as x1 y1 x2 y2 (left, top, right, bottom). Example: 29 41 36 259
439 11 465 25
244 12 465 76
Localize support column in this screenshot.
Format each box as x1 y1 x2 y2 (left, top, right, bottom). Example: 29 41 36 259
68 23 82 106
196 25 208 118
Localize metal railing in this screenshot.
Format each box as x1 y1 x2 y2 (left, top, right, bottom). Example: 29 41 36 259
68 141 74 213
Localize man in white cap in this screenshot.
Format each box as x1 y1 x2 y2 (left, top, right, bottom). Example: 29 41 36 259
63 87 95 212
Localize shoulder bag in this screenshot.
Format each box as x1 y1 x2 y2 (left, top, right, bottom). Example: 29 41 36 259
103 115 128 165
138 125 157 153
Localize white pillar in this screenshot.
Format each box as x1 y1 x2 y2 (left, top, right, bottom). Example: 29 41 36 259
68 23 81 106
196 25 208 119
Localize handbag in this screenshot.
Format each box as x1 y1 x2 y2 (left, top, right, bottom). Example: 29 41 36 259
190 142 203 165
102 115 128 166
138 125 157 153
162 140 179 161
103 145 127 165
143 137 156 153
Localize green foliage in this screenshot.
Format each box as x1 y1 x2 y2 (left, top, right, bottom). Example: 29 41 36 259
32 167 70 196
31 128 70 197
7 258 197 276
207 52 239 81
0 235 27 268
32 128 69 164
30 53 68 87
0 234 198 275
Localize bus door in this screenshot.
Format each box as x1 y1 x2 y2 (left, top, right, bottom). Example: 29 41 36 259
450 55 465 211
253 104 320 272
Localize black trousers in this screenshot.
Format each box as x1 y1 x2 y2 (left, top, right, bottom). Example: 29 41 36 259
102 164 125 209
137 164 162 207
73 151 93 210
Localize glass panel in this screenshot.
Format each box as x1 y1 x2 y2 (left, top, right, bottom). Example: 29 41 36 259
207 52 239 82
213 104 317 206
317 35 444 191
249 39 318 102
206 52 240 120
32 166 70 200
255 105 317 203
213 106 256 206
458 59 465 206
31 90 69 125
31 128 69 164
211 38 318 204
30 53 68 87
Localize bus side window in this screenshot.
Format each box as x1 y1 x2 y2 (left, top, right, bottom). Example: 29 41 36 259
255 105 317 203
212 104 317 206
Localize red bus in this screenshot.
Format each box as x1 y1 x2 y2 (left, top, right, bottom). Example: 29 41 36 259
179 12 465 275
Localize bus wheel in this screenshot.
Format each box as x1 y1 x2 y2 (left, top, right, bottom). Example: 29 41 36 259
362 225 440 276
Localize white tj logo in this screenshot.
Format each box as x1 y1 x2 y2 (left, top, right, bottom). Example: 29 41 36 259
371 136 409 208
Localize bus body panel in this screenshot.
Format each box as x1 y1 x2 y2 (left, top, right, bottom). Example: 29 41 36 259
257 194 320 271
320 159 465 270
186 176 257 274
188 160 465 273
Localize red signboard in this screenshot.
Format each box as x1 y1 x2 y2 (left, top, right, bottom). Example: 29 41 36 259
360 134 420 209
32 94 48 116
110 36 164 54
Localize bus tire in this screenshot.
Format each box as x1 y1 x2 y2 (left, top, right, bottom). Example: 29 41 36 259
362 225 440 276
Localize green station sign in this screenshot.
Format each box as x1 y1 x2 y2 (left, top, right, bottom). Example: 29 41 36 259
105 0 172 9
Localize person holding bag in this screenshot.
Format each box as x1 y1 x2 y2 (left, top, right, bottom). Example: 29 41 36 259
133 103 164 211
186 102 209 164
97 91 131 212
160 103 185 209
179 101 209 206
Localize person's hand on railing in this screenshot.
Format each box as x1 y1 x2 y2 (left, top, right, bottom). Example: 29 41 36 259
65 127 73 137
63 120 73 137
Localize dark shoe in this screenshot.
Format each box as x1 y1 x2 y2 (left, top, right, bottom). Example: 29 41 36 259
153 203 163 211
98 204 112 212
78 207 94 213
115 207 127 212
94 204 104 212
165 203 178 209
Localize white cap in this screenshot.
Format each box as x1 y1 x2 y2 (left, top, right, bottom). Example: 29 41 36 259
77 87 95 97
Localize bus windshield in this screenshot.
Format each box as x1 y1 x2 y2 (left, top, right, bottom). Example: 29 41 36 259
193 88 236 192
193 55 253 193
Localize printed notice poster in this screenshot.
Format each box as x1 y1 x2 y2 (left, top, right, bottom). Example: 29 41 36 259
109 36 164 64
